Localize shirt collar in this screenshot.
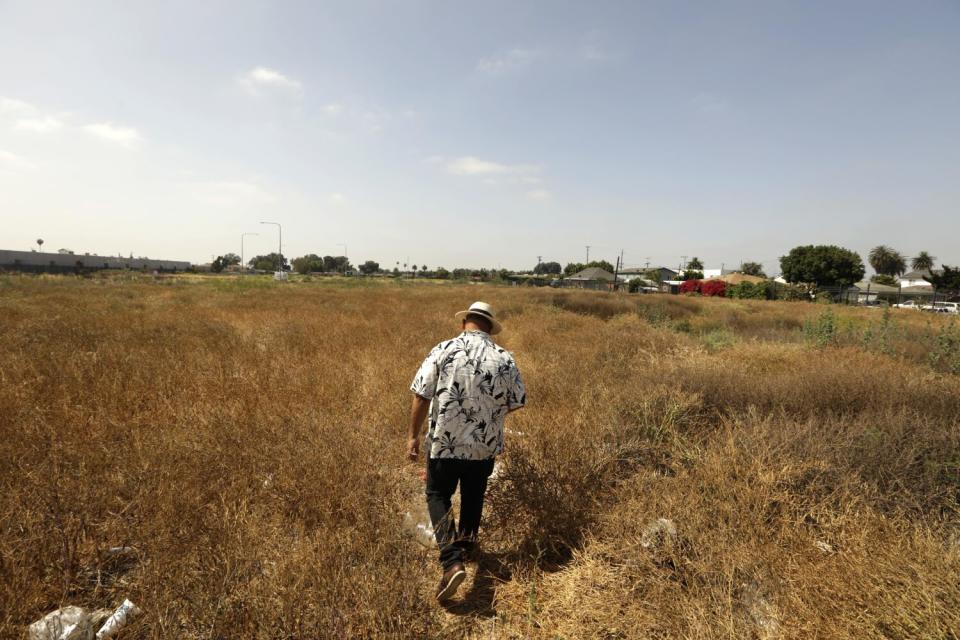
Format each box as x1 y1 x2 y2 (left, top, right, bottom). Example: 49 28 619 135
461 329 490 338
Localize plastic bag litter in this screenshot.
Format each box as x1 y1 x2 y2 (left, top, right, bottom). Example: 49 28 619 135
95 599 141 639
28 599 141 640
28 606 111 640
640 518 677 549
403 508 436 548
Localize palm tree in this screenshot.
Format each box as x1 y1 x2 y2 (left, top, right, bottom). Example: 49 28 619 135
911 251 935 272
687 256 704 270
868 245 907 277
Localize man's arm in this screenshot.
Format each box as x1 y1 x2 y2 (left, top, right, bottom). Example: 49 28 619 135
407 394 431 461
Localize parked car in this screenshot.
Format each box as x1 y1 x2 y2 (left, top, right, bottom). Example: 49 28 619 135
893 300 925 310
928 301 959 314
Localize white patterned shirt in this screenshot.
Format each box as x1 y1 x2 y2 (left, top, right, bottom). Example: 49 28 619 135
411 330 526 460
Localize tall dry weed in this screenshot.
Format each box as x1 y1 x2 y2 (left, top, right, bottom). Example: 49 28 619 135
1 277 957 638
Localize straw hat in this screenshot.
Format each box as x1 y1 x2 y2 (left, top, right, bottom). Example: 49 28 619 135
454 301 502 335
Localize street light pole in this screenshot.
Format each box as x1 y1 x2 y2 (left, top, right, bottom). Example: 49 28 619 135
241 232 259 274
260 221 282 272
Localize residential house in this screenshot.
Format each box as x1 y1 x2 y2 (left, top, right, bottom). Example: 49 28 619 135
562 267 616 290
899 270 935 288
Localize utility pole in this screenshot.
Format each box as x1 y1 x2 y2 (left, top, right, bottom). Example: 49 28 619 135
612 249 623 293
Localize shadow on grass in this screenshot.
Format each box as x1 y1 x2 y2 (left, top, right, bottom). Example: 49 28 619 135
441 551 513 618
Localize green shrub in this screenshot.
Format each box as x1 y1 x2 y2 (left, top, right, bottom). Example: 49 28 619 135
804 308 838 347
729 281 776 300
929 321 960 374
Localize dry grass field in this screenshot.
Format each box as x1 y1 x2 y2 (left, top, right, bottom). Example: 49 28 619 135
1 274 958 639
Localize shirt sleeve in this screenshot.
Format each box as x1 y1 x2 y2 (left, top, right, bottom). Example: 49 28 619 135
506 359 526 410
410 345 441 399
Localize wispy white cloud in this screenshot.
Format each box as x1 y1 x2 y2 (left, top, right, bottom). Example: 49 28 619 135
83 122 143 147
240 66 303 93
0 97 36 115
441 155 552 200
578 30 619 62
476 48 540 75
445 156 540 177
0 149 36 172
14 116 64 133
193 180 276 207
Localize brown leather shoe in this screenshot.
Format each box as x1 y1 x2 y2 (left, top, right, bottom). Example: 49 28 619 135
436 562 467 601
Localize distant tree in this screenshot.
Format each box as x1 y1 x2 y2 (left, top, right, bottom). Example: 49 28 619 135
868 245 907 277
392 267 400 276
292 254 325 274
211 253 242 273
679 270 704 281
359 260 380 275
911 251 936 272
451 268 471 280
249 253 288 271
925 265 960 297
564 262 585 276
320 255 352 273
740 261 766 277
686 256 704 271
412 265 418 278
435 267 450 279
870 274 898 286
534 261 562 275
780 245 865 289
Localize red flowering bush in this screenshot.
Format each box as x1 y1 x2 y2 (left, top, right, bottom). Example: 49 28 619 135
679 279 701 294
700 279 727 297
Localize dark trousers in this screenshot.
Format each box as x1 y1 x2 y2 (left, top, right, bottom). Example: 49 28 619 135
425 457 495 570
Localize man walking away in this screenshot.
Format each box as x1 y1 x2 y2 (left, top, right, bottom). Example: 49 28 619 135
408 301 526 601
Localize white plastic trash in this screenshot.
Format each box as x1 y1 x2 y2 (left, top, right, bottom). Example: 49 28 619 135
95 600 141 639
640 518 677 549
403 510 436 548
28 606 95 640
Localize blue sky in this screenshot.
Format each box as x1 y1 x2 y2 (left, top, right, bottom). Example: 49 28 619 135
1 0 957 273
